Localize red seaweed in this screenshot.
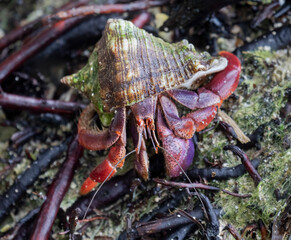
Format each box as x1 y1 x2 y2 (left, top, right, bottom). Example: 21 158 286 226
30 135 83 240
0 91 85 114
154 178 251 198
224 145 262 185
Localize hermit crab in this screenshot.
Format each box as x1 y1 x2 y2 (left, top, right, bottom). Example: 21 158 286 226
61 18 241 195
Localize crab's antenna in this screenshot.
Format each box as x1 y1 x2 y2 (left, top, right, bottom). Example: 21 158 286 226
82 149 136 222
157 145 209 221
146 126 157 153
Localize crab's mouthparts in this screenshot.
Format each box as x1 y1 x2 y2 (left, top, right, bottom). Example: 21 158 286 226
135 118 159 154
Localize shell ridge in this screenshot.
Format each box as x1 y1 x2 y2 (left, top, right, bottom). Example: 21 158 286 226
124 23 137 105
169 45 180 88
149 33 164 96
131 24 146 103
142 29 154 98
115 58 195 90
157 39 171 90
136 27 147 102
173 45 188 81
116 20 128 107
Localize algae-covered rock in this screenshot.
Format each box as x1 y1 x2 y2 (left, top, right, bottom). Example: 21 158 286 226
198 49 290 239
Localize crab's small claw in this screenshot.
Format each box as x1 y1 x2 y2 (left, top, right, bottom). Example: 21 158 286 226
134 137 149 180
156 106 194 177
129 117 150 180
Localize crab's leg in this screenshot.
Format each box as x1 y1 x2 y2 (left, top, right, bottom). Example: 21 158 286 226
159 95 196 139
167 88 221 110
80 130 126 195
78 105 126 195
130 96 157 180
160 95 219 138
156 106 194 177
129 118 149 180
78 103 125 150
164 51 240 135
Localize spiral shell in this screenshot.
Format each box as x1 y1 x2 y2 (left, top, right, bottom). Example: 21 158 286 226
61 19 227 112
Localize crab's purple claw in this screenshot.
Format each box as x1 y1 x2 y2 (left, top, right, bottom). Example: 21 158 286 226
156 106 194 177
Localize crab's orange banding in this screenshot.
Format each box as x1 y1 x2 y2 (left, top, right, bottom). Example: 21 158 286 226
80 177 98 195
80 159 117 195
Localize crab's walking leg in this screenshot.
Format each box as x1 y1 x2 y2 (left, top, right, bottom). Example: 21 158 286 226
130 96 157 180
130 118 149 180
156 106 194 177
78 104 126 195
78 103 125 150
159 95 197 139
165 51 241 135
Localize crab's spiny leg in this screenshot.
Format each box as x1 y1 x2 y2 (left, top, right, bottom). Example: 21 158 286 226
167 88 221 110
184 106 217 132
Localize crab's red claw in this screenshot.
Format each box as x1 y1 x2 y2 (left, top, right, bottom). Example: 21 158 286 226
204 51 241 106
157 107 194 177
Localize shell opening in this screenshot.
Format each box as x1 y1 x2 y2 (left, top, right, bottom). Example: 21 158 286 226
180 57 228 89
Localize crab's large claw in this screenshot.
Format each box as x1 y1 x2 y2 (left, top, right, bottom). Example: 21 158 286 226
156 106 194 177
78 105 126 195
166 51 241 133
204 51 241 107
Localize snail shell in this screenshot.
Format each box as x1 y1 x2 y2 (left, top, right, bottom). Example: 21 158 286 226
61 19 227 112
